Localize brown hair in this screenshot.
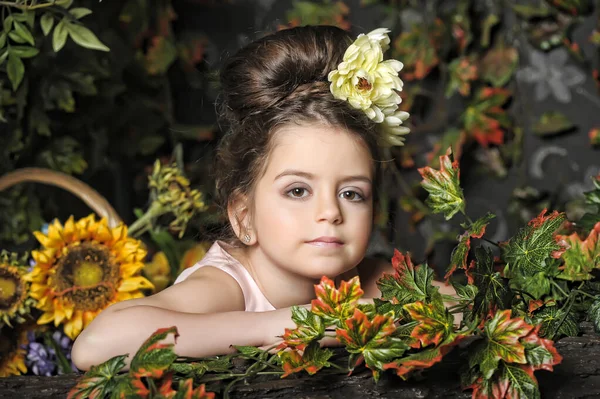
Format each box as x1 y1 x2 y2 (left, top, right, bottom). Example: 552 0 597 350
214 25 383 240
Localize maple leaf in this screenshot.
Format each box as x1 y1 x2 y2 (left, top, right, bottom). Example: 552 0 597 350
404 301 453 348
531 306 579 338
462 87 512 147
67 354 128 399
277 306 325 351
469 310 533 379
311 276 363 327
129 326 179 380
384 333 469 379
335 308 408 377
521 325 562 373
446 213 496 279
418 147 465 220
556 221 600 281
167 379 215 399
279 341 333 378
467 247 511 322
376 250 439 307
502 209 567 277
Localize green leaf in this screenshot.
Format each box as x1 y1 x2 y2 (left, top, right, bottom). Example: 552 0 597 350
503 364 541 399
502 209 566 277
0 49 8 65
590 297 600 333
53 20 68 52
69 8 93 19
311 276 363 327
532 306 579 338
8 31 27 44
279 306 325 350
511 3 554 19
279 341 333 377
41 13 54 37
9 46 39 58
418 147 465 220
67 354 128 399
66 23 110 52
480 41 518 87
12 21 34 46
6 53 24 91
3 15 13 33
143 35 177 75
556 223 600 281
532 112 575 136
510 272 551 300
376 250 439 307
467 246 511 322
0 32 6 48
452 281 478 302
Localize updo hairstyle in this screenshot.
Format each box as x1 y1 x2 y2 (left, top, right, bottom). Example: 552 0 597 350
214 25 384 240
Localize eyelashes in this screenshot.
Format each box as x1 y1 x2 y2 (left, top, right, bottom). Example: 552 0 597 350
285 187 367 202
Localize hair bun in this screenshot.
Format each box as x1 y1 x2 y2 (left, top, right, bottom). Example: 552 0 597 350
219 26 352 124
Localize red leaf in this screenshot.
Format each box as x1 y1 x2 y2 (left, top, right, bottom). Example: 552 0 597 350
311 276 363 322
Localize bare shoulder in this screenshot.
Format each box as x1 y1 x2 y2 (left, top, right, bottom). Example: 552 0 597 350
108 266 245 314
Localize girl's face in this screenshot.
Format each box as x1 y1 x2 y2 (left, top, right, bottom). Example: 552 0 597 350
250 123 374 280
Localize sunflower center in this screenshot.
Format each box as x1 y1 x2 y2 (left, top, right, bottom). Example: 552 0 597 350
55 242 120 311
73 261 104 287
0 267 21 311
356 77 372 91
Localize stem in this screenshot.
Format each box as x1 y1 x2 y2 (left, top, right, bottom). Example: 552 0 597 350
573 290 597 300
551 280 569 299
481 237 500 247
128 203 167 237
550 293 576 341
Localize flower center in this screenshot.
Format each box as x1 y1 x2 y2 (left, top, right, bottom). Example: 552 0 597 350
54 242 120 311
0 267 20 311
356 77 372 91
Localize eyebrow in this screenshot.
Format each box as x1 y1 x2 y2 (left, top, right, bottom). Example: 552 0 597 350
274 169 372 184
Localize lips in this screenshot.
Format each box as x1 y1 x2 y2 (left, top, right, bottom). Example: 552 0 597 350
307 236 344 247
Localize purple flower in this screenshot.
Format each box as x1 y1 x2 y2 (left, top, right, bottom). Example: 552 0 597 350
26 342 56 376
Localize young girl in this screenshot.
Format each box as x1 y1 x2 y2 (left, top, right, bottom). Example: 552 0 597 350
72 25 452 371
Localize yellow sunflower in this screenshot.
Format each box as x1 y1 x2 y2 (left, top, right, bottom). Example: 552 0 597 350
24 215 154 340
0 251 36 327
0 323 29 377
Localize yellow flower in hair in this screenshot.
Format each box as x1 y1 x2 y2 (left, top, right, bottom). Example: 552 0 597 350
328 28 409 145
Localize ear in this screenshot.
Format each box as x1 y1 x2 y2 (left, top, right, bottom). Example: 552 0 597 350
227 192 256 245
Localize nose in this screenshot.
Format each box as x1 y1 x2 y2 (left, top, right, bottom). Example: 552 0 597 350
315 191 343 225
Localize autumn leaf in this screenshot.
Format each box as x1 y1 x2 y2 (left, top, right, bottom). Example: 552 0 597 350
278 306 325 351
167 378 215 399
67 354 128 399
279 341 333 378
335 308 408 378
479 39 519 88
462 87 511 147
129 326 179 380
446 213 496 279
418 147 465 220
531 306 579 338
376 250 439 307
556 222 600 281
521 325 562 373
311 276 363 327
469 310 533 379
404 301 453 348
446 55 478 97
392 19 445 81
502 209 567 277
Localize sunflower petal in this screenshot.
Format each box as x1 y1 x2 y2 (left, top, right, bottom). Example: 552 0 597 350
118 276 154 292
38 311 55 325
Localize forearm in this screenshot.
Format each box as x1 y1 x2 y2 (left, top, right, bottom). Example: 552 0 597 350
72 306 291 371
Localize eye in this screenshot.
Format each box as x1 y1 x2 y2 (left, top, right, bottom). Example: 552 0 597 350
287 187 309 198
340 190 364 201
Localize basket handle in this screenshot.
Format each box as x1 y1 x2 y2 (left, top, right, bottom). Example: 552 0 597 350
0 167 123 228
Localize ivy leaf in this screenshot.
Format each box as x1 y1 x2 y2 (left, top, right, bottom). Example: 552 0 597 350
129 326 179 380
446 213 496 279
452 281 478 302
446 55 478 97
279 341 333 378
40 13 54 36
532 111 575 137
532 306 579 338
66 355 128 399
311 276 363 327
510 271 551 300
480 39 519 87
6 53 24 91
588 296 600 333
502 364 541 399
418 147 465 220
462 87 511 147
466 247 511 322
521 325 562 372
556 222 600 281
502 209 566 277
278 306 325 351
404 301 453 348
66 23 110 52
336 308 407 379
469 310 533 379
376 250 438 307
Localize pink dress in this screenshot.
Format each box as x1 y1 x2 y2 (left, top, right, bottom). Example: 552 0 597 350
173 241 276 312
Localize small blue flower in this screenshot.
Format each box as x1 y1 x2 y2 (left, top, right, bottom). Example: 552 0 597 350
26 342 56 376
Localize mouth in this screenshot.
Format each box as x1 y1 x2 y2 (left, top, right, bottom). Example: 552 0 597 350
306 236 344 248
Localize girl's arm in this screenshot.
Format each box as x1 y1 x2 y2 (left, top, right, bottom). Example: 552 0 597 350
71 268 296 371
